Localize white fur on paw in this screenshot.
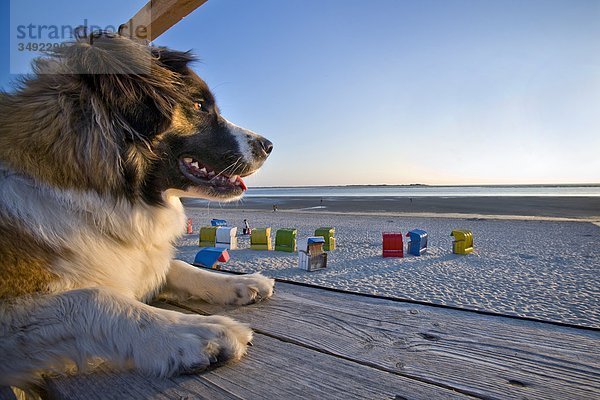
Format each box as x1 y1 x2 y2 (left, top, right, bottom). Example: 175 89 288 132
225 273 275 305
134 314 252 377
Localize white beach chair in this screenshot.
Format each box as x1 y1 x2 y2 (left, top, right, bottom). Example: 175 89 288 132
215 226 238 250
298 237 327 272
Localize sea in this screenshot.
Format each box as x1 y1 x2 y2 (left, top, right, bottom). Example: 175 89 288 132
243 185 600 198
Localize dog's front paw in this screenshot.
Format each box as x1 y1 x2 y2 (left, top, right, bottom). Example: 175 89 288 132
135 314 252 377
163 262 275 306
222 273 275 305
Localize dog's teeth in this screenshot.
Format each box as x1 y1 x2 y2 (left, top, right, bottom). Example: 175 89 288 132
199 168 207 175
190 162 199 168
229 176 237 183
208 171 215 178
183 157 193 164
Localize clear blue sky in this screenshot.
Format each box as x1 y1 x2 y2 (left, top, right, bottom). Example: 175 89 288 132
2 0 599 186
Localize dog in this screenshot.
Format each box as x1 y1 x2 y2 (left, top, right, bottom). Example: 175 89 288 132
0 32 274 386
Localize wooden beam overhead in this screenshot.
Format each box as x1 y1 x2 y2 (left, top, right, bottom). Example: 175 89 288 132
120 0 208 42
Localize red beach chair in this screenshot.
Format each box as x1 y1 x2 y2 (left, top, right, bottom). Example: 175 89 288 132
382 232 404 258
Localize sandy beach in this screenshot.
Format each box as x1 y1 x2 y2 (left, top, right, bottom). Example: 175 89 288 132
176 197 600 328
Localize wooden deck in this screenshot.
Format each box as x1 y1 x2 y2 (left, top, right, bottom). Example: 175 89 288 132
42 280 599 399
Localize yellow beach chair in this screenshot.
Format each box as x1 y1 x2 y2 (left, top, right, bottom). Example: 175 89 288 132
451 230 474 254
199 226 218 247
314 227 336 251
251 228 272 250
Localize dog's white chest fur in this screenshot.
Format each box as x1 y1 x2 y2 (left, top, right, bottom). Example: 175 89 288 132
53 194 187 300
1 169 186 300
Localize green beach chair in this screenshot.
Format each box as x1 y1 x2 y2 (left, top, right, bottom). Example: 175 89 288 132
275 228 297 252
199 226 218 247
250 228 272 250
314 227 336 251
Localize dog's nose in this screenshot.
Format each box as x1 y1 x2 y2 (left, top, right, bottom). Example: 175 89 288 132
259 137 273 156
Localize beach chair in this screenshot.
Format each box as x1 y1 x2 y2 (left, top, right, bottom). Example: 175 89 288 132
193 247 230 269
382 232 404 257
215 226 238 250
199 226 218 247
211 219 228 227
298 237 328 271
406 229 428 256
314 227 336 251
250 228 272 250
275 228 297 252
451 230 473 254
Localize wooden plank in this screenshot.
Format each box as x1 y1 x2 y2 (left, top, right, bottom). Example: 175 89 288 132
45 304 469 400
120 0 208 41
177 282 600 400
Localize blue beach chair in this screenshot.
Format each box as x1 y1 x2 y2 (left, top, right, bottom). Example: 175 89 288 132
406 229 428 256
193 247 230 269
211 219 228 227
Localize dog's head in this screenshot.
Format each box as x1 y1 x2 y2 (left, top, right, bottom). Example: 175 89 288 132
141 46 274 203
0 32 272 204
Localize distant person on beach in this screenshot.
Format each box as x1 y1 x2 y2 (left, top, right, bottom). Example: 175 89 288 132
243 219 251 235
273 204 278 212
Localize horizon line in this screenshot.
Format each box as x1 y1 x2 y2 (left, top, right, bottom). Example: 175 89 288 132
249 183 600 189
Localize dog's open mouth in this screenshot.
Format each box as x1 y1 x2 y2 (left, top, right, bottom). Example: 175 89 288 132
179 156 248 193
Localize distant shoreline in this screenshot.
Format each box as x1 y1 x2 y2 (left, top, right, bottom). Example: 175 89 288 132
184 196 600 219
240 184 600 199
251 183 600 189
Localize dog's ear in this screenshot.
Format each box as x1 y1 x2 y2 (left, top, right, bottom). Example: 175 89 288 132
152 47 196 75
55 33 190 143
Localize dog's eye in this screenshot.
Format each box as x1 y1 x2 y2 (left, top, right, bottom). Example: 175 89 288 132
193 100 207 112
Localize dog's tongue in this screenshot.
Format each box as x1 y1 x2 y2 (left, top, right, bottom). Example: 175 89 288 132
239 177 248 191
